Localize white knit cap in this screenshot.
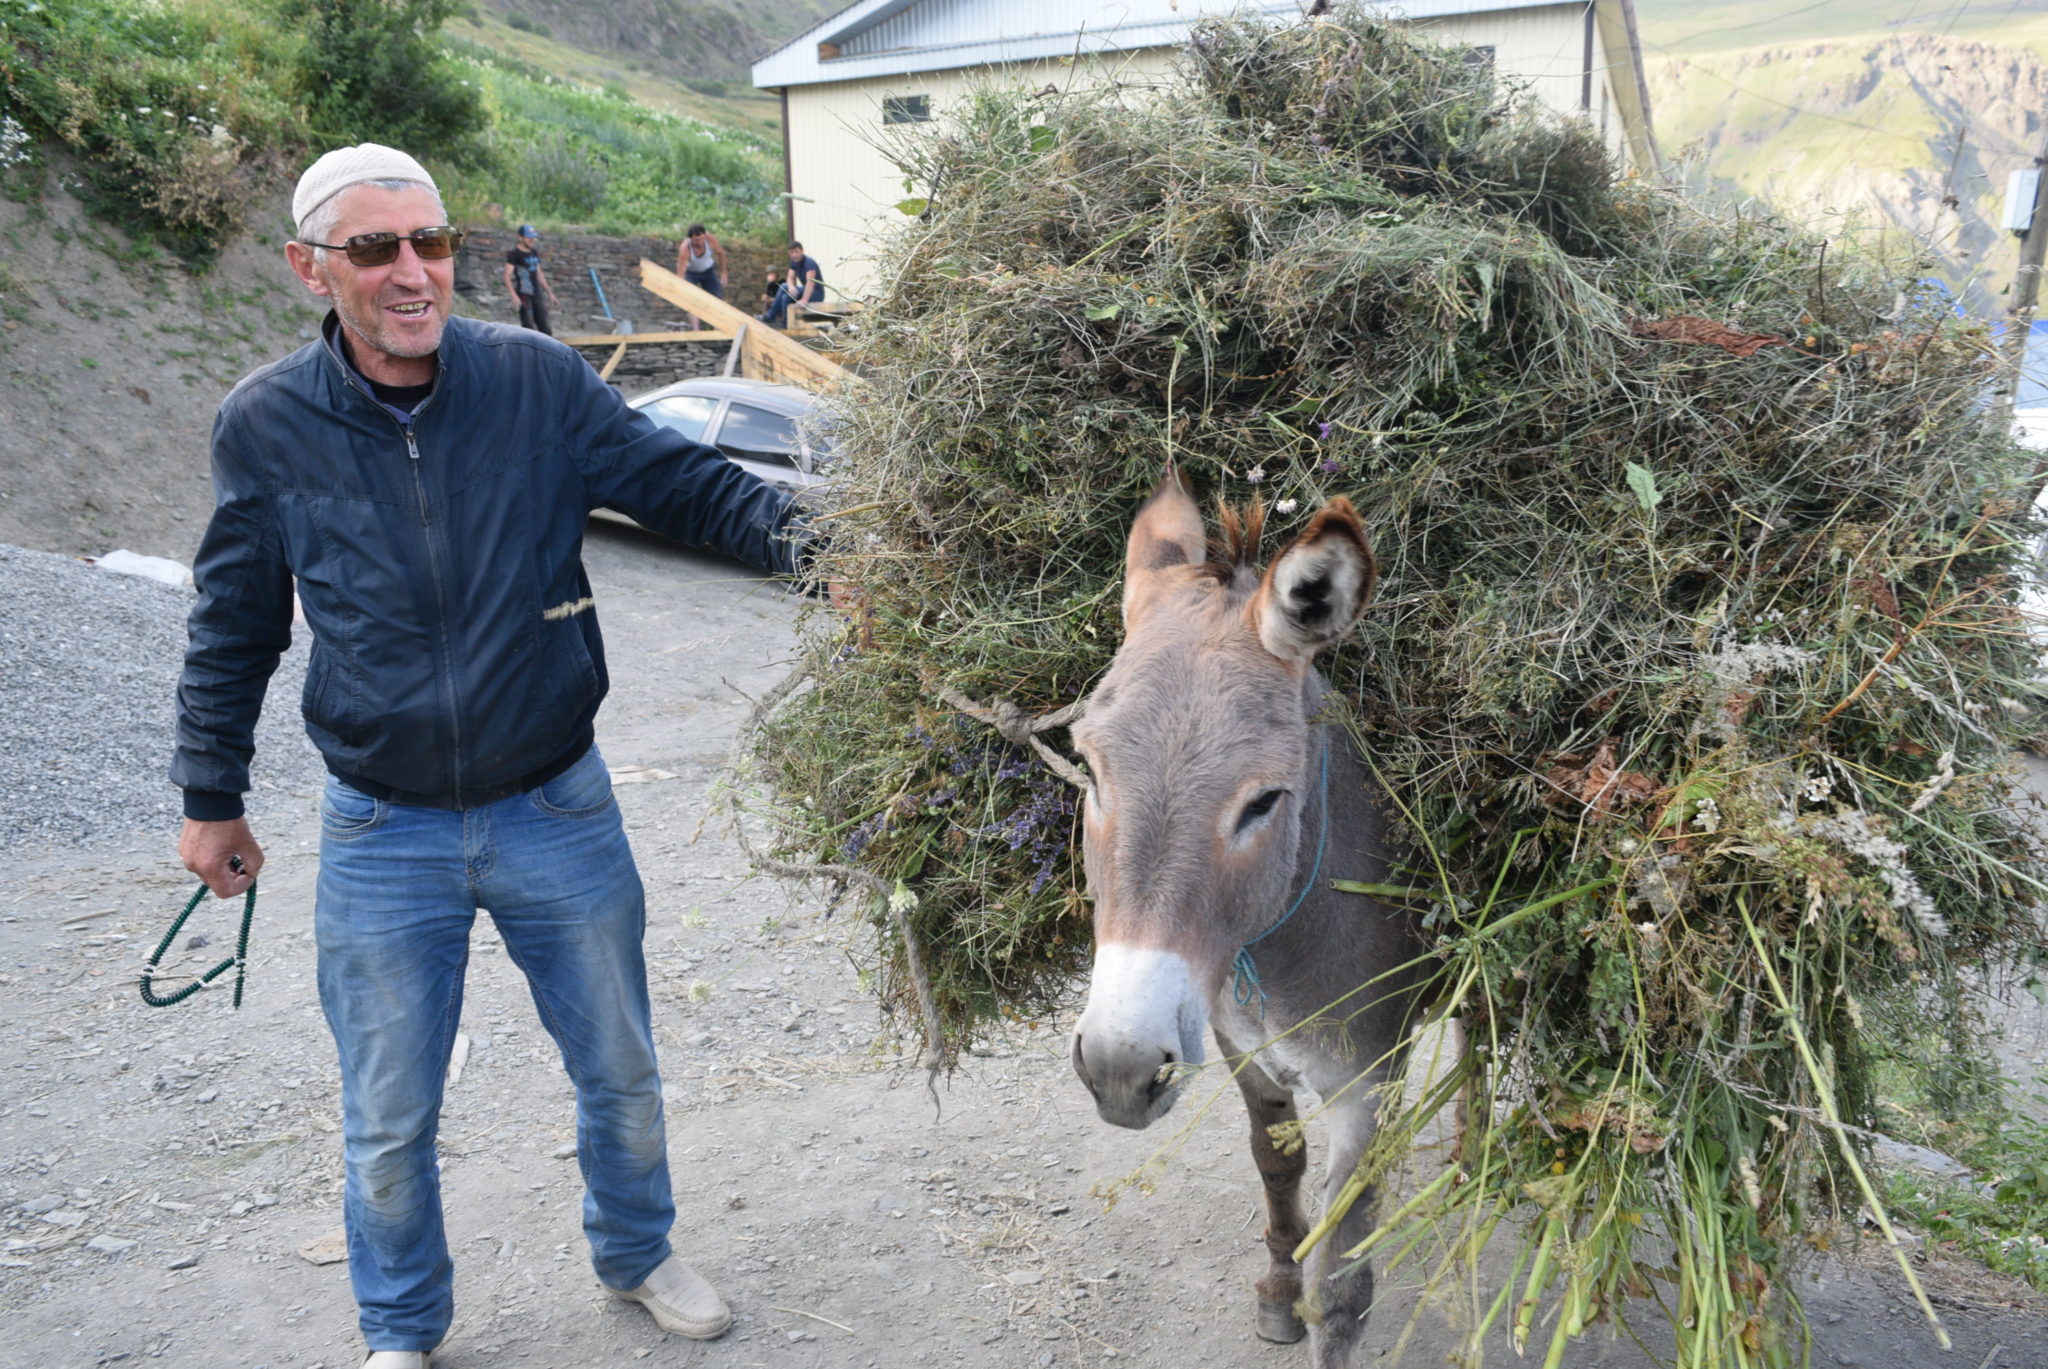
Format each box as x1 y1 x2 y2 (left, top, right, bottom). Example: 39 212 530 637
292 144 439 233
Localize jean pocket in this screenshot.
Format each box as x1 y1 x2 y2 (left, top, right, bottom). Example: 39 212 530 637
321 781 387 838
531 751 615 819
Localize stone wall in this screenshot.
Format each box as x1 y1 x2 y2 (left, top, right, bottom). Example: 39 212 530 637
454 226 784 391
455 227 784 334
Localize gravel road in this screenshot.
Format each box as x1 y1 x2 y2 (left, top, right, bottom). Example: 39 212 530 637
2 524 2044 1369
0 545 322 851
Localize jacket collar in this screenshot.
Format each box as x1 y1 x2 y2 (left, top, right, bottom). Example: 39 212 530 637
319 311 459 421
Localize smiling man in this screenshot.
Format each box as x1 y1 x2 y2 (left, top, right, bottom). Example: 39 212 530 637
169 144 810 1369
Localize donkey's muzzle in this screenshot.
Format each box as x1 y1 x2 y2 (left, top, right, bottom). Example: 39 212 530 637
1072 942 1208 1128
1072 1028 1181 1129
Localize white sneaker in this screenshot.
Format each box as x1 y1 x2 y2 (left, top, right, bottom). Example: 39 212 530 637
363 1354 431 1369
614 1255 732 1339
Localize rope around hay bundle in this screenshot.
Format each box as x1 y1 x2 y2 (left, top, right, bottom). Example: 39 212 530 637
931 688 1088 791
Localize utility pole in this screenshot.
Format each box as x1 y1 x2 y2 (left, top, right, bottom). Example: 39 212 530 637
1997 136 2048 425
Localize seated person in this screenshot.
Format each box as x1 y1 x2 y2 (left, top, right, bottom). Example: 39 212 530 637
760 241 824 328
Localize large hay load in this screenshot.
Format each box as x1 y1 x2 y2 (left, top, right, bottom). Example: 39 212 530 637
750 9 2048 1364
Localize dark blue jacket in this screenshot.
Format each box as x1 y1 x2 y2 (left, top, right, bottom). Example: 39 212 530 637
172 313 809 816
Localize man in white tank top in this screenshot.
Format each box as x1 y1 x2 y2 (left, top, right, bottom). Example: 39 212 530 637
675 223 726 330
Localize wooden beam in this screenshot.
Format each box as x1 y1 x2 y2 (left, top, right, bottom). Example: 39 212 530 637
636 259 850 391
559 330 731 347
597 341 629 382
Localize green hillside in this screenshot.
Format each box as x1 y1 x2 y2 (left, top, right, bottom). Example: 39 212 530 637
0 0 828 258
471 0 838 85
443 3 802 142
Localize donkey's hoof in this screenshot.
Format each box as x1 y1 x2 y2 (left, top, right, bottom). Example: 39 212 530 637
1255 1298 1307 1344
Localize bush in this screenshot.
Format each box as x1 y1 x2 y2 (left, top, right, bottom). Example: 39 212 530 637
505 12 550 37
507 128 606 217
286 0 488 163
0 0 309 260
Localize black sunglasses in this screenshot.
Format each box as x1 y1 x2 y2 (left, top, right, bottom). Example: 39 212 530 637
300 225 465 268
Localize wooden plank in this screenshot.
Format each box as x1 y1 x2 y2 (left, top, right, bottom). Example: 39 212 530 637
636 259 849 391
559 330 731 346
597 341 629 382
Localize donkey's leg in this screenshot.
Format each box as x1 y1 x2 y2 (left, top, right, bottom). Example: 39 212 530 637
1303 1072 1391 1369
1215 1027 1309 1345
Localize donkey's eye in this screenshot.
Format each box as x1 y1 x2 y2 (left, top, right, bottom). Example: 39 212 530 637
1236 788 1288 834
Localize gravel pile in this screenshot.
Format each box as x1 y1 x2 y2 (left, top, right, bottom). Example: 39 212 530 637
0 544 321 851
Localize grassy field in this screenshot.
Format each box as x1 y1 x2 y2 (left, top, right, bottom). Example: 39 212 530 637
445 7 786 141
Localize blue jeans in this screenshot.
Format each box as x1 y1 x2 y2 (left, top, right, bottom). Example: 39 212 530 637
315 747 674 1352
760 281 821 327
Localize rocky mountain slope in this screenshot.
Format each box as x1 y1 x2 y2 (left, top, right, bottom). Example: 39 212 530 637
479 0 840 86
1648 27 2048 316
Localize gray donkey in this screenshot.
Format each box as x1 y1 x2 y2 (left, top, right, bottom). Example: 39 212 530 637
1069 472 1430 1367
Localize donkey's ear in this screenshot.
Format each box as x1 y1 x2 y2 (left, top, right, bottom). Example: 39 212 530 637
1250 498 1375 666
1123 465 1206 626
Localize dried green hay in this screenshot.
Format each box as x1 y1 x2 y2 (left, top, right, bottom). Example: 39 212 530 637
742 8 2048 1365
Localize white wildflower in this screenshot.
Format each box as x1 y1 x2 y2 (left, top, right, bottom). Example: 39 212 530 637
1802 771 1832 803
0 115 29 169
888 881 919 915
1692 795 1721 834
1275 498 1299 515
1696 640 1816 743
1245 465 1267 484
1701 641 1815 685
1803 806 1947 938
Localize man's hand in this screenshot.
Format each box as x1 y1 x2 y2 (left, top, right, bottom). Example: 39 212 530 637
180 818 264 898
828 581 874 650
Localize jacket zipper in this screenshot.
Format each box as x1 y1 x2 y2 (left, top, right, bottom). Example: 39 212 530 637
402 418 465 804
323 326 468 803
328 340 467 803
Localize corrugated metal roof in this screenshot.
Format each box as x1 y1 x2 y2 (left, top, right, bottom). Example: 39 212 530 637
754 0 1571 87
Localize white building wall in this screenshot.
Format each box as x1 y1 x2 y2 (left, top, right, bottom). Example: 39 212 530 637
785 4 1629 297
784 49 1179 297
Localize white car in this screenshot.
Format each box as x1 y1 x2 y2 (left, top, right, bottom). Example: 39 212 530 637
626 375 833 498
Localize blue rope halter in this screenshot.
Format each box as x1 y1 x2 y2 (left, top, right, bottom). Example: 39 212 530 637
1230 741 1331 1018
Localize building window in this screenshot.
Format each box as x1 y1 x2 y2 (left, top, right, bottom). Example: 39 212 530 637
883 95 932 125
1461 45 1495 70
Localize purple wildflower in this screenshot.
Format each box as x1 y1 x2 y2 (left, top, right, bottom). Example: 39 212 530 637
1319 457 1342 476
841 810 889 861
1316 422 1332 440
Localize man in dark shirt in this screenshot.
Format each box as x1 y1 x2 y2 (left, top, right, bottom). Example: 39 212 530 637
759 241 824 328
175 143 805 1369
502 224 558 335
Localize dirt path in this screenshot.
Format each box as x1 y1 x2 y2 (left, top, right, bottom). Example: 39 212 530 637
3 526 2045 1369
